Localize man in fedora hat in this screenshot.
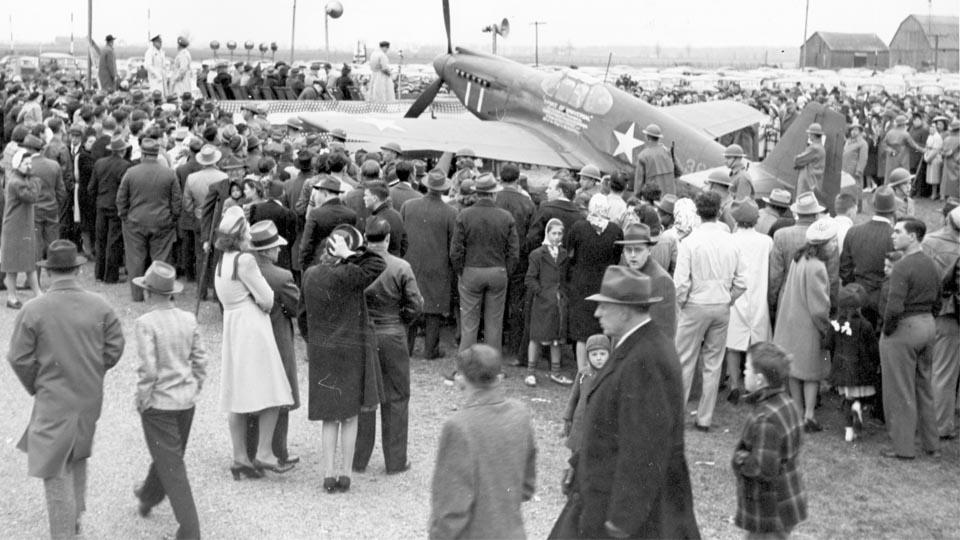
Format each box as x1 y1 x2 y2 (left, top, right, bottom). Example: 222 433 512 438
617 223 677 339
300 176 356 270
494 163 536 359
635 122 678 196
400 169 458 359
552 266 699 538
131 261 204 539
144 34 168 97
244 221 301 468
769 192 838 314
89 136 132 283
183 144 227 297
675 191 747 431
882 114 924 183
451 173 519 354
98 34 118 92
757 188 793 236
117 138 182 302
794 122 826 195
840 186 897 330
8 240 125 538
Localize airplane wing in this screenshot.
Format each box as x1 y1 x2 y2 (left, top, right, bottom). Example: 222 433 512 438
662 101 770 139
297 113 582 169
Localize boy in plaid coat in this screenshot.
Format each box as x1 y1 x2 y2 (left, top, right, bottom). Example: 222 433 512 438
732 342 807 539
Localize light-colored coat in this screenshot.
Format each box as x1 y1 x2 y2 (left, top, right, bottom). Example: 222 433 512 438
727 228 773 350
8 279 125 478
773 256 831 381
144 45 168 95
170 48 195 97
367 49 395 102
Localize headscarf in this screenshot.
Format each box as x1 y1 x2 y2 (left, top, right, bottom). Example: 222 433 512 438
587 195 610 233
542 218 564 260
673 197 700 238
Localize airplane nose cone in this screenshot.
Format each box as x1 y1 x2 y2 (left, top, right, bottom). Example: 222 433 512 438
433 53 451 79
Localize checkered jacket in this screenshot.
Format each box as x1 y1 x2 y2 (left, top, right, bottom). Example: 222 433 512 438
732 386 808 533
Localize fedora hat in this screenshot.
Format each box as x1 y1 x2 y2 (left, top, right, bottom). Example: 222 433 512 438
249 221 288 251
762 188 792 208
132 261 184 294
586 265 663 305
37 240 86 269
655 193 677 215
196 145 222 166
312 174 346 193
886 167 913 189
218 206 246 235
140 137 160 155
474 173 500 193
790 191 825 215
108 136 130 152
330 128 347 141
616 223 656 245
218 156 245 171
380 141 402 155
578 164 602 181
642 123 662 138
806 123 824 136
327 224 364 254
731 198 760 224
873 186 897 214
425 169 452 192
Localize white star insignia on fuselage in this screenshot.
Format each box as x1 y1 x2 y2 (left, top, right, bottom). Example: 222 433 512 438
612 122 643 164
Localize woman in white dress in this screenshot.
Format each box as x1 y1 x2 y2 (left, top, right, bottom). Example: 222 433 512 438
925 118 945 201
214 206 294 479
367 41 395 102
724 200 772 403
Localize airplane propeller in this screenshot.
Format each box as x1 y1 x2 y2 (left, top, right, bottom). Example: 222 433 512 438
404 0 452 118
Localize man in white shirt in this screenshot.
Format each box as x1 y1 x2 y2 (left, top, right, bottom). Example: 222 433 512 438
833 192 858 255
144 35 168 97
674 191 747 431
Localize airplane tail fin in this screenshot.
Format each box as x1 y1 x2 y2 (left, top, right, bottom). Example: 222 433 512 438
758 103 846 207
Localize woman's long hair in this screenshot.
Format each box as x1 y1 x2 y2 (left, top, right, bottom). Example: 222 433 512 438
794 241 830 264
214 228 246 253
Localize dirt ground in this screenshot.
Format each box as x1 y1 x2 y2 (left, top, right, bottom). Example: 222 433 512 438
0 197 957 539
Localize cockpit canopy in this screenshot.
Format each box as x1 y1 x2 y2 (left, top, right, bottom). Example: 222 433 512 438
540 70 613 115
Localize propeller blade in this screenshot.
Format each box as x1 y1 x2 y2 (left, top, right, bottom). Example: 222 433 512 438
404 78 443 118
442 0 452 54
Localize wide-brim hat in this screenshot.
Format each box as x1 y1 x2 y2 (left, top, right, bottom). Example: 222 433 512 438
706 169 732 187
642 123 662 138
586 266 663 305
655 194 677 215
327 224 364 254
380 141 402 155
196 145 222 166
578 164 602 181
108 137 130 152
806 122 824 136
456 147 476 159
886 167 914 189
425 169 451 191
762 188 792 208
723 144 746 158
474 173 500 193
132 261 184 294
249 220 288 251
616 223 656 245
330 128 348 141
791 191 825 215
37 240 86 269
312 174 346 193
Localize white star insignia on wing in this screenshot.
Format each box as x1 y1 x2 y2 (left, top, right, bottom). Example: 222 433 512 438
612 123 643 164
361 117 406 132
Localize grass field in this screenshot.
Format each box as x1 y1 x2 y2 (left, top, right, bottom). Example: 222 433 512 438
0 198 957 539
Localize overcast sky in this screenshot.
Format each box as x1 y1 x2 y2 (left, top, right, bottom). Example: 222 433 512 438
5 0 958 54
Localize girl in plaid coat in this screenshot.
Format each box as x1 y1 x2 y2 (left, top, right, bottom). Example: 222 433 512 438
732 342 807 539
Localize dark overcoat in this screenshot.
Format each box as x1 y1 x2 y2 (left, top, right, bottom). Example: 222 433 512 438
249 200 297 271
574 322 700 539
303 249 385 421
400 192 457 315
525 245 568 342
299 198 357 269
565 220 622 342
258 255 301 409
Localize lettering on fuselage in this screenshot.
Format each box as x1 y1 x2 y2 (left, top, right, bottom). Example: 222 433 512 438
542 99 593 135
684 158 710 173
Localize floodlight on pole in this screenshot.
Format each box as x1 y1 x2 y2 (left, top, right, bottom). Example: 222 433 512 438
481 18 509 55
325 1 343 56
209 40 220 59
227 40 237 61
531 21 546 67
244 41 254 62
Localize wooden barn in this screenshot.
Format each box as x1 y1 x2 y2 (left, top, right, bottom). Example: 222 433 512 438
888 14 959 71
802 32 889 70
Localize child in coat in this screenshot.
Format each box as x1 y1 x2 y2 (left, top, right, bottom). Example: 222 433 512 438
827 284 880 442
524 218 569 387
732 342 807 539
562 334 610 453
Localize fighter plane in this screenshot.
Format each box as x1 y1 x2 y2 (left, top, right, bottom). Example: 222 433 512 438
299 0 845 199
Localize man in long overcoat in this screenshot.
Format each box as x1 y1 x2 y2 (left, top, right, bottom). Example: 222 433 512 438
98 35 118 93
8 240 125 537
556 266 699 538
400 170 457 359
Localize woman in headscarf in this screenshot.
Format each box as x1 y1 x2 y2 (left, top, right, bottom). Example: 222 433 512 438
302 225 385 493
564 196 623 374
2 148 42 308
671 197 701 243
214 206 295 479
524 218 568 387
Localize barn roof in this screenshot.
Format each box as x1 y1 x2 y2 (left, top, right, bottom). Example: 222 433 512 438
903 14 959 50
809 32 888 52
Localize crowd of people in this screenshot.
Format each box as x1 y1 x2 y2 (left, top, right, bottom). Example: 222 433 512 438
2 37 960 540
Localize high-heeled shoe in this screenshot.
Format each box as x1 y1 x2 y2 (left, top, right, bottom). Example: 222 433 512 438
323 477 338 493
253 458 294 474
337 475 351 492
230 462 264 480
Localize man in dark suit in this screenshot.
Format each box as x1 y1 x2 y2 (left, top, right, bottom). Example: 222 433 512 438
364 180 406 257
429 344 536 539
89 117 118 162
88 137 132 282
450 173 519 353
248 181 297 271
389 160 421 211
526 177 583 252
494 164 536 360
841 187 897 328
174 139 203 281
299 176 356 269
557 266 699 539
116 138 182 302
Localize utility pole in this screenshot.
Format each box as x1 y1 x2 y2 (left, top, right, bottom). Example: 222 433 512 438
8 14 13 53
531 21 546 67
290 0 297 64
147 8 151 42
86 0 92 85
70 12 74 55
799 0 809 69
